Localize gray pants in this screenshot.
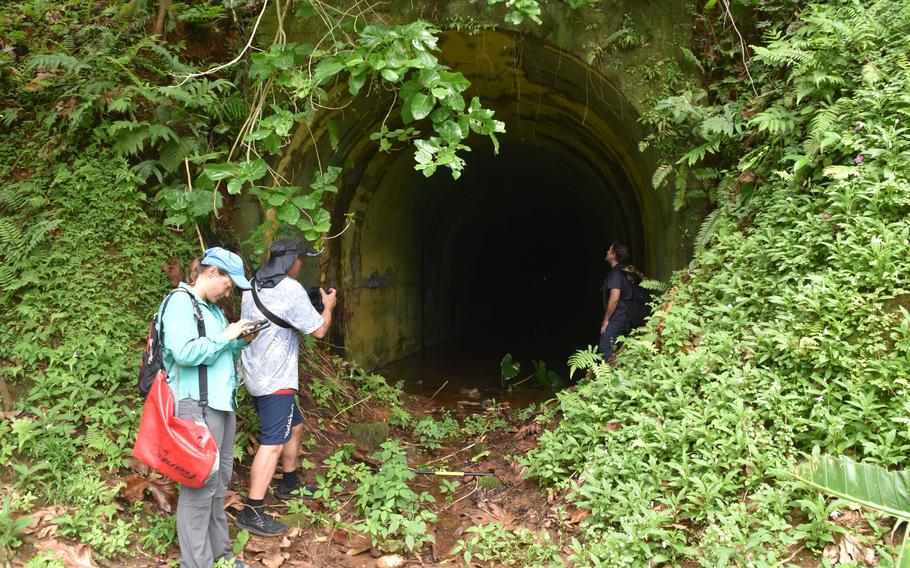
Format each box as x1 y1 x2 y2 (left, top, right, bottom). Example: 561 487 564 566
175 399 236 568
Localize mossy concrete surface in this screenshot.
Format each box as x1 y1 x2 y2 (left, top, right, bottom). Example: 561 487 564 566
247 1 698 370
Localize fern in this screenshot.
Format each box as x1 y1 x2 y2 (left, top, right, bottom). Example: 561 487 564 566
568 345 603 378
109 121 150 156
0 264 15 291
24 218 60 250
679 47 704 73
0 218 27 262
750 106 797 136
219 95 249 123
651 164 672 191
639 279 669 293
694 209 721 256
26 53 89 73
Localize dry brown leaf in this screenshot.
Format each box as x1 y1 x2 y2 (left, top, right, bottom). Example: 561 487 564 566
467 502 516 529
148 478 177 513
375 555 404 568
36 540 99 568
123 456 150 475
245 538 277 554
0 410 23 420
118 475 150 504
223 490 244 512
823 533 875 566
513 422 541 439
568 509 589 525
331 528 371 550
345 546 371 556
260 550 289 568
23 506 66 536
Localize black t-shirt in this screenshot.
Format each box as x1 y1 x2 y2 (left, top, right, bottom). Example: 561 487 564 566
604 265 633 321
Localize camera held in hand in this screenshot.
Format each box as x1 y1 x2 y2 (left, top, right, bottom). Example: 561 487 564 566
306 286 333 312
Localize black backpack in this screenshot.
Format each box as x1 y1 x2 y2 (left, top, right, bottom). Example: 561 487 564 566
621 266 653 329
137 289 208 401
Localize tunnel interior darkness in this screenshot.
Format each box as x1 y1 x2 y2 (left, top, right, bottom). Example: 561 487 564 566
282 30 675 382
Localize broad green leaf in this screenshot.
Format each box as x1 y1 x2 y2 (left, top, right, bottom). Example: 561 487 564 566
794 455 910 521
409 92 435 121
501 353 520 380
202 163 235 181
348 70 367 96
380 68 401 82
277 203 300 225
313 58 344 83
266 193 287 207
292 194 318 211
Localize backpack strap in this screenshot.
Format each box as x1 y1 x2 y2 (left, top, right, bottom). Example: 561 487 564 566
251 279 293 329
158 288 209 407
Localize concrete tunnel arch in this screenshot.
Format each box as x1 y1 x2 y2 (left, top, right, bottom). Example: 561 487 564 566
274 30 678 373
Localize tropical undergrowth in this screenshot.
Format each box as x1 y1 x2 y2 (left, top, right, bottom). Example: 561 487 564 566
520 0 910 565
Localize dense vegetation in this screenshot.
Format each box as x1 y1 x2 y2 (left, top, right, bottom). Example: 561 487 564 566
519 0 910 565
1 0 908 566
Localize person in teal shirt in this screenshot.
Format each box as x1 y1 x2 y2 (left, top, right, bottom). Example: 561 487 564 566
158 247 256 568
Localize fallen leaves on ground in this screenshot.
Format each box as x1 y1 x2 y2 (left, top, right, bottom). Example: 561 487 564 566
123 456 150 475
35 540 99 568
224 490 244 512
22 506 67 540
823 533 875 566
117 474 150 504
466 502 515 529
148 478 178 513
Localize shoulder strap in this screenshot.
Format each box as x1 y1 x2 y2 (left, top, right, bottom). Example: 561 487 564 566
158 288 209 407
251 279 293 329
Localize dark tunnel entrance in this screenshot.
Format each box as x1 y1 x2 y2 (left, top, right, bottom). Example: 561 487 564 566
272 31 679 391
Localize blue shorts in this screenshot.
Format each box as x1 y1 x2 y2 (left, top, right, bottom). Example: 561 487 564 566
251 392 303 445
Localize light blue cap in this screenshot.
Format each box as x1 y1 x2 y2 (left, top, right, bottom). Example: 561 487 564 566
201 247 252 290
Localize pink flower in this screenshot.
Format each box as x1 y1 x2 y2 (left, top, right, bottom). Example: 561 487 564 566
855 123 864 132
854 154 864 164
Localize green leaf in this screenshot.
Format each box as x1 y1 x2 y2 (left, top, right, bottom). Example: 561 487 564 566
409 92 435 121
266 193 287 207
292 194 318 211
277 204 300 225
794 455 910 521
349 70 367 96
203 163 235 181
380 68 401 82
501 353 520 381
313 58 344 83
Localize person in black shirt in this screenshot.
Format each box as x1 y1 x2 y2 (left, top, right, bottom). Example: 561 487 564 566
599 242 633 360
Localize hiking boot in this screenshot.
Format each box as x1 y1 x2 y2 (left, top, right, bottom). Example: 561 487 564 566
234 506 288 537
274 482 318 501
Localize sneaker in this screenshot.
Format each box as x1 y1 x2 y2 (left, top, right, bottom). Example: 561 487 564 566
234 506 289 537
274 482 318 501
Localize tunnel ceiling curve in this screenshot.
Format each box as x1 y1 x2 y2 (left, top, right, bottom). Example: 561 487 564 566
282 30 677 370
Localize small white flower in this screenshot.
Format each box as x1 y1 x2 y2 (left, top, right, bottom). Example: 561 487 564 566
871 236 883 246
815 395 824 403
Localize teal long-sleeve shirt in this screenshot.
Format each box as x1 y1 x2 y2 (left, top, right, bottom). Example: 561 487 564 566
159 283 247 412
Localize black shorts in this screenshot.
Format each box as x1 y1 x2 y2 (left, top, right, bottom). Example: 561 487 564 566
251 392 303 445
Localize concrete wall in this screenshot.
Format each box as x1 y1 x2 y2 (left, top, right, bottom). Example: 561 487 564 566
247 1 698 369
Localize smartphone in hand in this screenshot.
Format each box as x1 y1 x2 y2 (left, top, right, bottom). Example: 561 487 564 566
239 319 270 338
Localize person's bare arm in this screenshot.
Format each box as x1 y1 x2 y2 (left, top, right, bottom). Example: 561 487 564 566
311 288 337 339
